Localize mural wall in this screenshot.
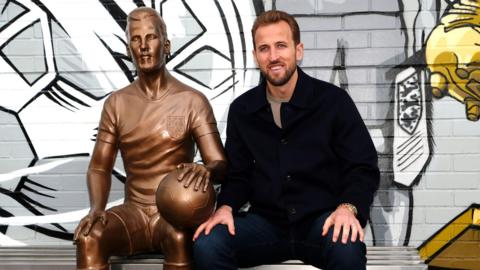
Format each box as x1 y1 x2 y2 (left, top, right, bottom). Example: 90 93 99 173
0 0 479 248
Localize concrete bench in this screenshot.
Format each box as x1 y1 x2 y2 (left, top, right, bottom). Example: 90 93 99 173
0 246 427 270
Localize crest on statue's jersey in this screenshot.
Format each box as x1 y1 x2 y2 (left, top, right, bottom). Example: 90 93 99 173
167 116 185 139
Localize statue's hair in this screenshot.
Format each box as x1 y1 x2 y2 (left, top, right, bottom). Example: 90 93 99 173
125 7 168 40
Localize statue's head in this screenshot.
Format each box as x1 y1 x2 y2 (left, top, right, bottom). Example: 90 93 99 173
126 7 170 74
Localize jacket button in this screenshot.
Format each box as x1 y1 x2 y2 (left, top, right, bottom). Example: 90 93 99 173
280 138 288 144
286 175 292 181
289 208 296 215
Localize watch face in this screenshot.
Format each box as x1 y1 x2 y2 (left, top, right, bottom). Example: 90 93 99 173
0 0 261 244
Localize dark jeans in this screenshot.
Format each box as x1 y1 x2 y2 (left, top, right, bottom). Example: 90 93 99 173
193 211 366 270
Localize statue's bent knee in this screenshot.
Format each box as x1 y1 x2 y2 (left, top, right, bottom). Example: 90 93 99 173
165 228 188 247
152 213 193 270
75 225 109 270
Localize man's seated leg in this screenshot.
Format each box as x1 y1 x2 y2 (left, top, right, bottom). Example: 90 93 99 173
193 213 291 270
75 203 151 270
298 212 367 270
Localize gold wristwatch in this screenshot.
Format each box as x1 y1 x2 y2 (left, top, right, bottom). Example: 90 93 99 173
337 203 358 216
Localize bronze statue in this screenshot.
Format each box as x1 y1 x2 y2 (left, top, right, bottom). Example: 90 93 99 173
73 7 226 270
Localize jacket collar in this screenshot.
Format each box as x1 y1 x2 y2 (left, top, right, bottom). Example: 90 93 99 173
246 66 314 113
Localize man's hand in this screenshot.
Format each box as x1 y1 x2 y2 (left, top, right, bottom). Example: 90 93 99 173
73 210 107 242
322 205 363 244
193 205 235 241
176 163 211 192
425 0 480 121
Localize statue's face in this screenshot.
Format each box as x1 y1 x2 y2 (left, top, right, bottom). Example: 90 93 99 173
127 13 170 74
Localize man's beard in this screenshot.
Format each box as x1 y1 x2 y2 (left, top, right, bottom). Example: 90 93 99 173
262 63 295 86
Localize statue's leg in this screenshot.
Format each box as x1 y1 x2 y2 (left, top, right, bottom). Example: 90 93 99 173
76 203 150 270
152 215 193 270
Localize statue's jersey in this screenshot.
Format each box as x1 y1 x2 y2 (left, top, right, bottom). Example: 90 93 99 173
91 76 219 205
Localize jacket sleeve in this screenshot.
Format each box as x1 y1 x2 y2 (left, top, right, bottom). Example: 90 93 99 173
216 104 253 213
333 91 380 227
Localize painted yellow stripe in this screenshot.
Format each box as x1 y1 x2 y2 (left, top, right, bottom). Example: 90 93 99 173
474 208 480 225
419 208 473 260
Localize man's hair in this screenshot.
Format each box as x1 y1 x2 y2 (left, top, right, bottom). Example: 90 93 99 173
125 7 168 41
251 10 300 48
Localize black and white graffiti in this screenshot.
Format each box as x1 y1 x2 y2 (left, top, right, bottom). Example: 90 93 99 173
0 0 468 247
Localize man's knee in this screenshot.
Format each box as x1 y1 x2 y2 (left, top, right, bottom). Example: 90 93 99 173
194 225 231 251
305 219 366 269
193 225 232 267
325 240 366 270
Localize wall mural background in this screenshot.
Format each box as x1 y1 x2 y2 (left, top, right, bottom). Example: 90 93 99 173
0 0 479 248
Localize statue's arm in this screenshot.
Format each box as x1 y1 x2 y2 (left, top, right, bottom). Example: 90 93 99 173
87 139 117 213
196 133 227 184
176 132 226 191
176 92 227 190
73 138 117 240
74 96 118 240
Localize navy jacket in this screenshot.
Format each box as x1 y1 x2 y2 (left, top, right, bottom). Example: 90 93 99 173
217 67 379 227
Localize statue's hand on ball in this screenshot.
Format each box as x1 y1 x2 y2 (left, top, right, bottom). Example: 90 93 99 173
176 163 212 191
156 164 216 229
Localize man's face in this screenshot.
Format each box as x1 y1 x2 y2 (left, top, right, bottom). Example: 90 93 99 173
127 14 170 73
253 21 303 87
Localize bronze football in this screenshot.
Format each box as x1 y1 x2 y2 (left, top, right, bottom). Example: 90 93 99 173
156 169 215 228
